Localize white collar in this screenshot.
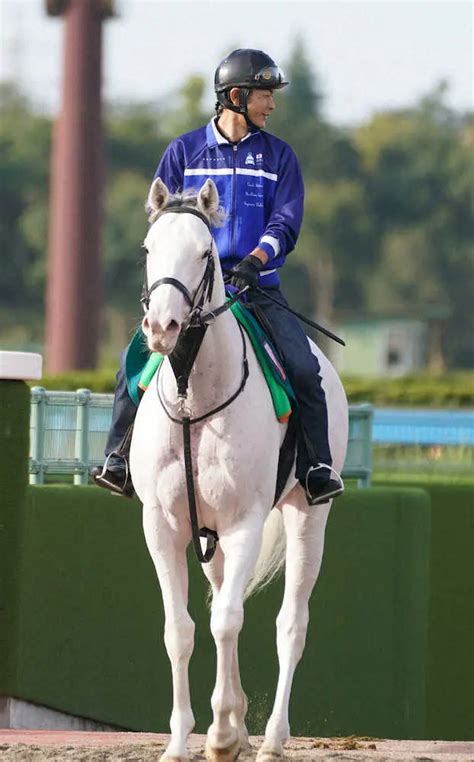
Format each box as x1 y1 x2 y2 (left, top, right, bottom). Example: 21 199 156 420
211 117 253 145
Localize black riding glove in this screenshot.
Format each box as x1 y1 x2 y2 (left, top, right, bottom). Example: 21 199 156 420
230 255 264 290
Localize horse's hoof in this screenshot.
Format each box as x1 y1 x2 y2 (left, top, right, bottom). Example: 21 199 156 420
239 737 252 752
160 754 189 762
205 737 240 761
256 749 285 761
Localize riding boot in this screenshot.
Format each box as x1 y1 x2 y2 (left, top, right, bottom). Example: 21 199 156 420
91 423 135 498
246 287 344 506
90 349 137 498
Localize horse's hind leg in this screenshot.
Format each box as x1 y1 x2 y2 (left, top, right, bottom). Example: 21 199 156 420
142 504 194 762
257 487 331 761
202 547 251 753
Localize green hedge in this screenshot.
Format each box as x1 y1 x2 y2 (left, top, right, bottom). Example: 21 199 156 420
6 485 430 740
33 370 474 407
343 372 474 407
33 368 120 394
0 381 30 693
373 475 474 741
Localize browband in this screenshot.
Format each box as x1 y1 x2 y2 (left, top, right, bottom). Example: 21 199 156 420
154 204 212 232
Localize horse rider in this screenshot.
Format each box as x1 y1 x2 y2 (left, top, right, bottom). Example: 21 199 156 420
92 48 344 506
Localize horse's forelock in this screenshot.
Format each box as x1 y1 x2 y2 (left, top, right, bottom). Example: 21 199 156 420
147 190 225 227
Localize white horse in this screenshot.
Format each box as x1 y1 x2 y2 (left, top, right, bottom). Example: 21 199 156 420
130 177 348 762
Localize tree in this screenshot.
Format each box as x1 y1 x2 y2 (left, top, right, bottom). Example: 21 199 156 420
105 102 166 178
355 83 474 367
2 70 472 371
103 170 150 308
160 75 211 140
269 37 323 161
282 36 324 122
295 179 373 354
0 83 51 323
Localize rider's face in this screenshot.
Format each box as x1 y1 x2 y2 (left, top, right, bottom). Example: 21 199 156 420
246 89 275 129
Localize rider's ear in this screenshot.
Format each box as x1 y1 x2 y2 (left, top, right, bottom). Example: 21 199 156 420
229 87 240 106
147 177 169 217
197 179 220 217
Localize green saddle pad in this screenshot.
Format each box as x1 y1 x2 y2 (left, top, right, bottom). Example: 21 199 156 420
125 303 295 422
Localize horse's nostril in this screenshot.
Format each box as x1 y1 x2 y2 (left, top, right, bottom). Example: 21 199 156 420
167 320 179 333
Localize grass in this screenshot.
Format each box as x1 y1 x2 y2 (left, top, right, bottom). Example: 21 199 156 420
372 444 474 481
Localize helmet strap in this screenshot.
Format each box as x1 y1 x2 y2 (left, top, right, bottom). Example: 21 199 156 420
236 87 250 114
216 87 260 129
239 89 261 130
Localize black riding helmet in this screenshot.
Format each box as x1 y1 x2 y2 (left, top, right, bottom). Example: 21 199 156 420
214 49 288 121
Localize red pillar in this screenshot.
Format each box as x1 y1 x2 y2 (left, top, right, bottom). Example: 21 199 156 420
45 0 113 372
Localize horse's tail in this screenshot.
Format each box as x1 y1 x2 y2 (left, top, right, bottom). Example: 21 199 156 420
244 509 286 601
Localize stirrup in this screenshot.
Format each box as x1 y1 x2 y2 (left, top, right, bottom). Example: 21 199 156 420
92 451 134 497
305 463 344 505
96 450 130 482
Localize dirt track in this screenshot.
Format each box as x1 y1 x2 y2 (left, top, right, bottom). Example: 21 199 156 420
0 732 473 761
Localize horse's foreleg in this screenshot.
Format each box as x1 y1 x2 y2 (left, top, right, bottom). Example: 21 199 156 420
257 488 331 761
202 546 251 754
206 517 265 761
143 505 194 762
229 641 251 750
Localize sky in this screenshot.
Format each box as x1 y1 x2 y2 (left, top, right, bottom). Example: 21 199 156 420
0 0 472 126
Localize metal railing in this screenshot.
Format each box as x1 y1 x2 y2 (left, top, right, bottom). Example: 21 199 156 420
344 403 373 486
29 388 373 487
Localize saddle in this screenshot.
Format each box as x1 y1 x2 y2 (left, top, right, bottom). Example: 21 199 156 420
124 300 298 504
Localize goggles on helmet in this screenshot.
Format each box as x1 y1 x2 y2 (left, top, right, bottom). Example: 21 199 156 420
253 65 287 89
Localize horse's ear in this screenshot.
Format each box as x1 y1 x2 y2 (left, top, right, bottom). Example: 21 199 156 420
147 177 169 216
197 179 220 217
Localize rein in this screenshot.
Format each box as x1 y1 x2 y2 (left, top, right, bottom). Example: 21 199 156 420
145 203 249 563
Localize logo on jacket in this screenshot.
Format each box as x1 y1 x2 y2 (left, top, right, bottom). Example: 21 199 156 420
256 153 263 165
245 152 255 166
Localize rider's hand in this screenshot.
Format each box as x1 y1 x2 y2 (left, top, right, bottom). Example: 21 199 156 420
230 255 264 290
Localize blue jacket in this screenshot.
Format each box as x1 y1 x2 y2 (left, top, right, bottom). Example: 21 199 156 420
153 118 304 288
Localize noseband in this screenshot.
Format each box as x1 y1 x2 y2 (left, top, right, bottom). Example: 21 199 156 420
140 205 215 322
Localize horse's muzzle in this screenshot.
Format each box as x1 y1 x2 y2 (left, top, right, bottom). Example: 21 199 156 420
142 314 180 354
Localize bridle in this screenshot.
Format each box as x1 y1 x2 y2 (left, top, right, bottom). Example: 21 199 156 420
141 202 249 564
140 205 216 328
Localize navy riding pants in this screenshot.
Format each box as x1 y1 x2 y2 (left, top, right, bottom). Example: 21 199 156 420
246 287 332 479
105 287 333 481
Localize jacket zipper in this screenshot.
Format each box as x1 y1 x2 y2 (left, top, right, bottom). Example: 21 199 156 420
230 144 238 259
